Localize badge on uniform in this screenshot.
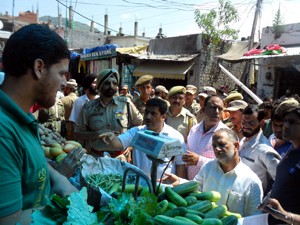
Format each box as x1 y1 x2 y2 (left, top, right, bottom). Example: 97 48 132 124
115 110 124 119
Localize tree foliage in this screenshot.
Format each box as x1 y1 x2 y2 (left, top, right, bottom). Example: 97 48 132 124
272 7 284 39
194 0 239 46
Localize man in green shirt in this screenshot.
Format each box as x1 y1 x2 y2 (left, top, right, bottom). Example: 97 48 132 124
0 24 78 225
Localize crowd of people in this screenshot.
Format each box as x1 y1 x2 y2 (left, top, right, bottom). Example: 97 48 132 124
1 24 300 225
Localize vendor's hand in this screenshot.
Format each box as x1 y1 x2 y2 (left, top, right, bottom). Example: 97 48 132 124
99 132 115 145
181 150 200 166
123 146 133 163
260 198 288 220
48 164 79 196
55 147 86 178
159 173 180 186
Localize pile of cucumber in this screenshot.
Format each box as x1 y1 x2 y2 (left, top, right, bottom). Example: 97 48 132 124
154 181 241 225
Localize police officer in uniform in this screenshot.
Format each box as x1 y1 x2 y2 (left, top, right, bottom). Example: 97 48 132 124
166 86 198 143
61 79 78 140
74 69 143 159
184 84 200 117
38 97 66 136
133 75 153 116
166 86 197 178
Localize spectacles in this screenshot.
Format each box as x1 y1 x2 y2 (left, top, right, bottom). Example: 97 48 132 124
242 120 258 126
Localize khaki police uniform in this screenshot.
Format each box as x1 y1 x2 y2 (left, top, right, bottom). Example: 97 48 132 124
38 98 66 136
133 75 153 116
196 109 205 123
76 95 143 152
133 97 148 116
125 93 133 101
185 100 200 117
61 92 78 140
166 107 197 142
61 92 78 120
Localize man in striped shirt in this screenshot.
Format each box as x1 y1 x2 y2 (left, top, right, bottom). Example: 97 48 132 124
182 95 228 179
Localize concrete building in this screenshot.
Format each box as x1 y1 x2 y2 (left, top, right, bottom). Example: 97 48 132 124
241 23 300 99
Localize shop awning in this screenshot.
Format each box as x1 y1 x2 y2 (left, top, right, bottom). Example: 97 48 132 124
216 41 250 62
130 54 198 61
240 46 300 60
133 60 195 80
117 45 148 54
0 30 11 39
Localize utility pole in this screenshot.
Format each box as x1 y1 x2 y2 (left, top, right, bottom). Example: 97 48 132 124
248 0 263 50
12 0 15 32
241 0 263 86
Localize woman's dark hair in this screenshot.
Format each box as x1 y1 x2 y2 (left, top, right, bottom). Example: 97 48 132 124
3 24 70 77
146 98 168 115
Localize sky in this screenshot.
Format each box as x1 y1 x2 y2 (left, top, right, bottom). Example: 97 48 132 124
1 0 300 41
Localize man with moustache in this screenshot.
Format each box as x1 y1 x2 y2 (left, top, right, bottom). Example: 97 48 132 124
74 69 143 158
133 75 153 116
166 86 197 178
166 86 197 142
184 84 200 117
268 99 297 157
183 95 228 179
161 128 263 217
239 104 281 194
224 100 248 140
98 98 187 179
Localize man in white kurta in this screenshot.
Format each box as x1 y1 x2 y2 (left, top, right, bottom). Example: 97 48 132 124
162 128 263 217
194 156 262 216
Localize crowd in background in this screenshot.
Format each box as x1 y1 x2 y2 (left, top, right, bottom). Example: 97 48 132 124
1 24 300 225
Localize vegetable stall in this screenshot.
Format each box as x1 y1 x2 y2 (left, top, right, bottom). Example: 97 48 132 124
34 126 267 225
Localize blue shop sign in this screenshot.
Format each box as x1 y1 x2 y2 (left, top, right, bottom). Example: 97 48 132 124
80 48 117 61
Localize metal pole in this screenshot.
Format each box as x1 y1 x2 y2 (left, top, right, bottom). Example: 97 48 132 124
249 0 263 50
219 64 263 104
12 0 15 32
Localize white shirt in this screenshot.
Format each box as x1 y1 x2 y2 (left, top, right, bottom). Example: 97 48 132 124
69 94 90 123
239 130 281 193
118 123 187 178
194 159 263 217
56 91 65 99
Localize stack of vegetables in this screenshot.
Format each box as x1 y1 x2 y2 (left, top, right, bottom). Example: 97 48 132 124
42 140 82 163
38 123 82 164
31 181 242 225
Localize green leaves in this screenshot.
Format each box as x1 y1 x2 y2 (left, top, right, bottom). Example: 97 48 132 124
64 187 98 225
31 187 99 225
105 192 158 225
194 0 239 46
272 7 284 39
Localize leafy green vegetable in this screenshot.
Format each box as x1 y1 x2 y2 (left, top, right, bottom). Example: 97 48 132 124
63 187 98 225
104 192 159 225
31 187 99 225
51 193 70 209
31 195 69 225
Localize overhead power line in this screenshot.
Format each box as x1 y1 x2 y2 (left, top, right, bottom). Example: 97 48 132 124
56 0 124 35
